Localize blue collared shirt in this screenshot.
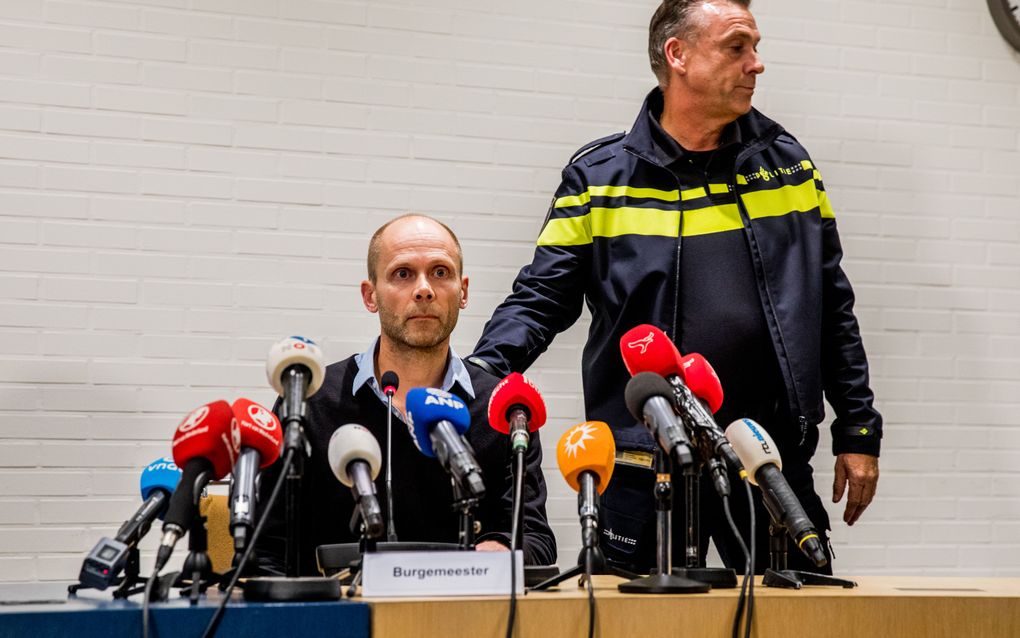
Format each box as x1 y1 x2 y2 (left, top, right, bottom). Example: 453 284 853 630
351 337 475 417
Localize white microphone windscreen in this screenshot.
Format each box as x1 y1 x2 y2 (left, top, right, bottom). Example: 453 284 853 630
724 418 783 486
266 336 326 397
327 424 382 487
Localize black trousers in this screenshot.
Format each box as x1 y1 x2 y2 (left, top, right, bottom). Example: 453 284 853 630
599 421 833 575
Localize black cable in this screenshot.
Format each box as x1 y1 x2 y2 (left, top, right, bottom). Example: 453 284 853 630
584 547 596 638
722 488 751 638
744 479 755 638
141 568 158 638
200 449 296 638
505 451 525 638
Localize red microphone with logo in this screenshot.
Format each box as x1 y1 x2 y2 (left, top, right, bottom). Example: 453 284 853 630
229 398 282 555
155 400 240 572
619 325 744 480
487 372 547 455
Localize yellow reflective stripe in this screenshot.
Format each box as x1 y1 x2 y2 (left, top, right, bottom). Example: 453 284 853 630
736 174 748 185
537 215 591 246
589 185 679 201
741 179 822 220
553 192 590 209
818 190 835 219
801 160 814 171
682 204 742 237
678 183 730 201
590 207 679 238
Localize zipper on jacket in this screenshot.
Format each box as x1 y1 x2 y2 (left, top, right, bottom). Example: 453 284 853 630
730 135 808 439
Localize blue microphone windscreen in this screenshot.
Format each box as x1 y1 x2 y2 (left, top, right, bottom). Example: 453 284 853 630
139 457 182 509
405 387 471 458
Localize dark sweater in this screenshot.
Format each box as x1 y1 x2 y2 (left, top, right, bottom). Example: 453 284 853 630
253 355 557 575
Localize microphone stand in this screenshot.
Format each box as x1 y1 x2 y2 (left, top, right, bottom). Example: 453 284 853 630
762 523 857 589
451 477 480 550
531 478 638 590
667 376 737 587
668 465 737 588
173 510 217 605
243 366 341 602
618 449 710 594
385 388 398 542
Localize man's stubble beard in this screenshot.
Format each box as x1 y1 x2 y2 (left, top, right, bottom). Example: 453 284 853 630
377 302 459 357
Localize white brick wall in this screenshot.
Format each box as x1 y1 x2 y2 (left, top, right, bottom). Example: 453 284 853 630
0 0 1017 581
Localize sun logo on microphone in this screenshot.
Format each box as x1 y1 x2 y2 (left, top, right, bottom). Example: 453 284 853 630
626 331 655 355
563 422 598 459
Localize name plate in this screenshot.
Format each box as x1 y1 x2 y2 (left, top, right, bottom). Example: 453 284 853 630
361 550 524 597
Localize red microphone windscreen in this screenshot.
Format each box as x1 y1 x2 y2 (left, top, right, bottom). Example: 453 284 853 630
231 398 283 468
171 400 239 480
557 421 615 494
487 372 547 434
619 324 683 378
680 353 724 414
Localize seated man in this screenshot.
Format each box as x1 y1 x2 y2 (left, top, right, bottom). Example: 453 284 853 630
255 214 557 575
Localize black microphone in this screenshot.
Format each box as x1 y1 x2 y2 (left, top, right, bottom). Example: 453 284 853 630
624 372 695 468
380 370 399 542
725 418 828 567
77 458 182 590
328 424 384 539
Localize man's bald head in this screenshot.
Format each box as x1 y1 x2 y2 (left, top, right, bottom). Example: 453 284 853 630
366 214 464 283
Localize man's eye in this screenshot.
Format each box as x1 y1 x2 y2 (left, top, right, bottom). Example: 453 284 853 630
435 267 449 278
394 269 410 279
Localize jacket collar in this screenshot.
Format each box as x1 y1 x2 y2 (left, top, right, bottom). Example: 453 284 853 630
623 87 785 167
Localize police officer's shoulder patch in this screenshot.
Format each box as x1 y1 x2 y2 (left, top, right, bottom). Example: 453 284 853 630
568 131 626 166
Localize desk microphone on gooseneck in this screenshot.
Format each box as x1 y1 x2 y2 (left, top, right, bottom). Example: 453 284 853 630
381 370 399 542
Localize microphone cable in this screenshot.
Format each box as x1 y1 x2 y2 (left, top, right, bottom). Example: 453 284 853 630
504 451 525 638
200 448 296 638
722 478 756 638
584 542 596 638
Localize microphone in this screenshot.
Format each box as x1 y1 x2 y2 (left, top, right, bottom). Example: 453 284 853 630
623 372 695 468
266 336 326 449
487 372 547 454
155 401 240 572
725 418 828 567
405 387 486 499
77 457 181 589
557 421 615 550
381 370 399 397
380 370 399 542
328 424 384 539
228 398 283 555
619 325 743 475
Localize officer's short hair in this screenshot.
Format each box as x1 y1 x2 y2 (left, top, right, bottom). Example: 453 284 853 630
648 0 752 88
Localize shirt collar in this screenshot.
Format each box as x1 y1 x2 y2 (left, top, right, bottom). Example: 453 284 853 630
647 104 742 168
351 336 475 404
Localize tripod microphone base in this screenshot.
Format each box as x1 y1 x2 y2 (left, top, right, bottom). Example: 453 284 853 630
673 567 737 589
242 576 341 602
618 571 710 594
763 569 857 590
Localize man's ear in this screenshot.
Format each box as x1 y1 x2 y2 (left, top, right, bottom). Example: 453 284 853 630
665 36 687 76
361 280 378 313
459 276 469 309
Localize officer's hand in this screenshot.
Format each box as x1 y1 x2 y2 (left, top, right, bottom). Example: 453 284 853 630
475 540 510 552
832 453 879 526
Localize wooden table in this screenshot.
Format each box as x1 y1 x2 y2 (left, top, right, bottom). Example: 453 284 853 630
364 575 1020 638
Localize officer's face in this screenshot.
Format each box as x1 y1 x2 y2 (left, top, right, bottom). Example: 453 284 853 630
361 217 468 353
674 2 764 121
